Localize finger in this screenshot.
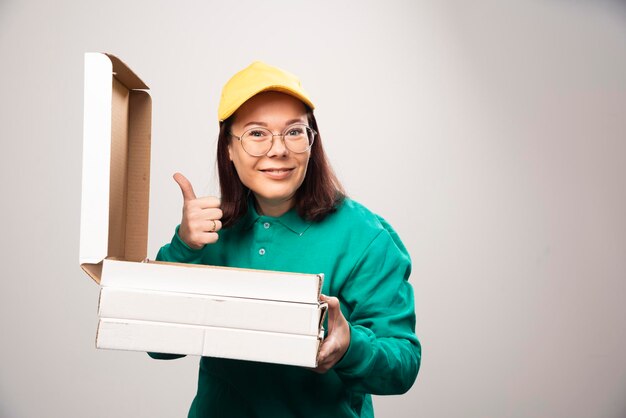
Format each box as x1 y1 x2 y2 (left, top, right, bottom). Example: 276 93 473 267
323 296 340 332
188 207 223 221
198 207 223 221
317 333 341 362
314 347 335 373
173 172 197 202
323 295 340 308
313 356 328 373
317 343 331 363
200 219 222 233
194 196 221 209
313 361 330 374
320 294 339 309
311 364 328 374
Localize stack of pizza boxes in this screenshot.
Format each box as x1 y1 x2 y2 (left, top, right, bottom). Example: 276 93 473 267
80 53 326 367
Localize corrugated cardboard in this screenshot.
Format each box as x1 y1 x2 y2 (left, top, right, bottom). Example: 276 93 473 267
80 53 326 367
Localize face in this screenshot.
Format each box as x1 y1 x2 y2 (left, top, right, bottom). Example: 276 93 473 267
228 91 311 217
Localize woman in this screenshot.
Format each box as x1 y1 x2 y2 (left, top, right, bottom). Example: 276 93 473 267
150 61 421 418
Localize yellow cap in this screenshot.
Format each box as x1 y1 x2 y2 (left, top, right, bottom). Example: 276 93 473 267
218 61 315 122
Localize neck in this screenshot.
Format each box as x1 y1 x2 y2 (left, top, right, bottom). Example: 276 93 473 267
254 195 295 217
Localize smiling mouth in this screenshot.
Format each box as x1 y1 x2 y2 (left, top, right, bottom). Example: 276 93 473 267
259 168 295 179
260 168 294 174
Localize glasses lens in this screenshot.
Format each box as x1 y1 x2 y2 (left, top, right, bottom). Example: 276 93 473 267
241 128 273 156
239 125 316 156
284 125 315 153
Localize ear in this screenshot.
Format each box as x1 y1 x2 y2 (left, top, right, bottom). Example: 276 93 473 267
227 143 234 161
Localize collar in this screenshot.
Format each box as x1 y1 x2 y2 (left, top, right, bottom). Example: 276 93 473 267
239 199 312 236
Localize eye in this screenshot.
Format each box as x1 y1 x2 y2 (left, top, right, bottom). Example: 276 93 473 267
286 127 305 136
245 129 270 140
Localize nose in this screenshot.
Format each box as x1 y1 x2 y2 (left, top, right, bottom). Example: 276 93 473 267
265 134 289 157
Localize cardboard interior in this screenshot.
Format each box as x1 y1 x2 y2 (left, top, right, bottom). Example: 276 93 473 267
80 53 151 283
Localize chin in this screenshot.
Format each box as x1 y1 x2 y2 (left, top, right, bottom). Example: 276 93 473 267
252 183 299 203
253 179 298 197
256 190 297 203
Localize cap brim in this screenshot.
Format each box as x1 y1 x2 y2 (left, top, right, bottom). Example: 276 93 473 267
219 85 314 122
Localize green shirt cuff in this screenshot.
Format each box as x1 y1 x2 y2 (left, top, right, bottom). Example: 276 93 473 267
333 324 374 376
156 225 204 264
175 224 202 249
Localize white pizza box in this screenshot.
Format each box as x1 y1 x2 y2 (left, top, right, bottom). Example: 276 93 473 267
99 286 326 336
97 318 324 368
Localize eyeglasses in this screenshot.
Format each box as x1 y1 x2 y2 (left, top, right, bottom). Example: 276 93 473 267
230 124 317 157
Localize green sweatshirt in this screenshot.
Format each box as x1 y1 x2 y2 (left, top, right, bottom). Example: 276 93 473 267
149 198 421 418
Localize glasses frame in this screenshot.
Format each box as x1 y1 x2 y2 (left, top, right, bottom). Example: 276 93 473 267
230 123 317 157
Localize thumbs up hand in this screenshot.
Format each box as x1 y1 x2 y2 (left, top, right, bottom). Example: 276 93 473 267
173 172 222 250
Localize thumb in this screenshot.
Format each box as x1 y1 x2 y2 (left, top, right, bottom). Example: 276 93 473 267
173 172 197 201
321 295 339 333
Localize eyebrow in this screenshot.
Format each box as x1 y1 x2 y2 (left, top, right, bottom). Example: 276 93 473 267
242 118 307 129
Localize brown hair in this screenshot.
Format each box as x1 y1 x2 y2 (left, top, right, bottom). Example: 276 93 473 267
217 109 345 228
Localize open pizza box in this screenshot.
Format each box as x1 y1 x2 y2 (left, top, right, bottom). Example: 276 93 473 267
79 53 326 367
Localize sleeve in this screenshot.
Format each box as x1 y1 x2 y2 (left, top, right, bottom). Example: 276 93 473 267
147 225 205 360
154 225 205 265
332 226 421 395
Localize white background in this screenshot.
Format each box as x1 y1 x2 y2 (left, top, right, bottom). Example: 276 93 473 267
1 1 625 417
